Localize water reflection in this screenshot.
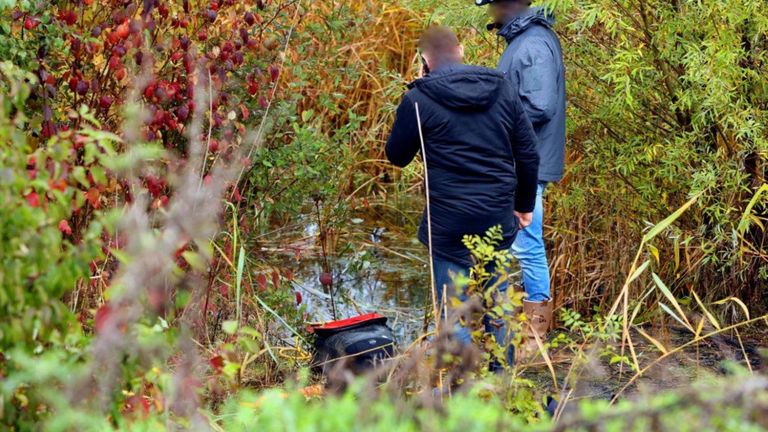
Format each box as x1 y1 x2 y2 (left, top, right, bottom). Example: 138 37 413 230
280 219 430 343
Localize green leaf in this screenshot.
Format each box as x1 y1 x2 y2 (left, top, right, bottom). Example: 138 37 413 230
652 273 692 331
222 320 238 335
643 193 701 243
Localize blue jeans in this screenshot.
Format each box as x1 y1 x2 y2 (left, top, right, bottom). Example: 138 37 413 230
511 182 551 302
432 257 514 366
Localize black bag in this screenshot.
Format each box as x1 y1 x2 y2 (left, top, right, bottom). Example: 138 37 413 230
310 313 396 375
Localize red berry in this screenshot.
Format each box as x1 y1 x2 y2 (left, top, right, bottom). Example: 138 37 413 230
111 45 126 57
106 30 120 45
99 95 114 109
269 65 280 82
154 86 168 102
176 104 190 121
75 79 89 95
115 22 130 39
24 16 39 30
145 175 164 198
319 272 332 286
129 19 142 34
58 10 77 26
59 219 72 236
108 55 121 70
244 12 255 26
25 192 40 207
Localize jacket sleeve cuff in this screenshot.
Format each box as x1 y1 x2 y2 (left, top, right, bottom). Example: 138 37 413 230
514 202 535 213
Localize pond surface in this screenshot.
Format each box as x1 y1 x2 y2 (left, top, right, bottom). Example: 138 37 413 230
265 213 432 343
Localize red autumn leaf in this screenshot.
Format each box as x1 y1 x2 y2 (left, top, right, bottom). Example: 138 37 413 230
124 394 151 415
271 269 280 289
49 178 68 192
145 175 164 198
25 192 40 207
269 64 280 82
209 355 224 373
208 139 219 152
86 188 100 208
94 303 112 334
232 186 242 202
284 269 294 281
139 396 151 414
319 272 333 287
256 273 267 292
295 291 302 305
59 219 72 236
239 104 250 120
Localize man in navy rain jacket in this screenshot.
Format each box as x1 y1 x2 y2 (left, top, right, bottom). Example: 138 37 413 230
478 0 567 359
385 26 540 365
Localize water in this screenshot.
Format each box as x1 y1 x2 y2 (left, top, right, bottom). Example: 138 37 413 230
269 216 431 343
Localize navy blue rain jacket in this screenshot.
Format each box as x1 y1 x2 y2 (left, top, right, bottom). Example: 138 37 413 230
385 64 540 266
497 7 566 182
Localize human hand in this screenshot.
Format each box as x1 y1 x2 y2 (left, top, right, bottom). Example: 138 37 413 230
513 211 533 229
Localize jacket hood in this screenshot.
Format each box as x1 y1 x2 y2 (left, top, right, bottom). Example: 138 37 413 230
408 65 505 111
498 7 555 42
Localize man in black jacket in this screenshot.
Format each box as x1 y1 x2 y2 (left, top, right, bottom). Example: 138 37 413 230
385 26 540 364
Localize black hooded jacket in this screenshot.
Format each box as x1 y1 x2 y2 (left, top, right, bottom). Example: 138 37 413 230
386 64 540 266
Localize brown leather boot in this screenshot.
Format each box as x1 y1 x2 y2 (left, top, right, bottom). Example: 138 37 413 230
517 300 553 363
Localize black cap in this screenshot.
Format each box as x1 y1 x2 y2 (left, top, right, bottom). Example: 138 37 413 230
475 0 517 5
